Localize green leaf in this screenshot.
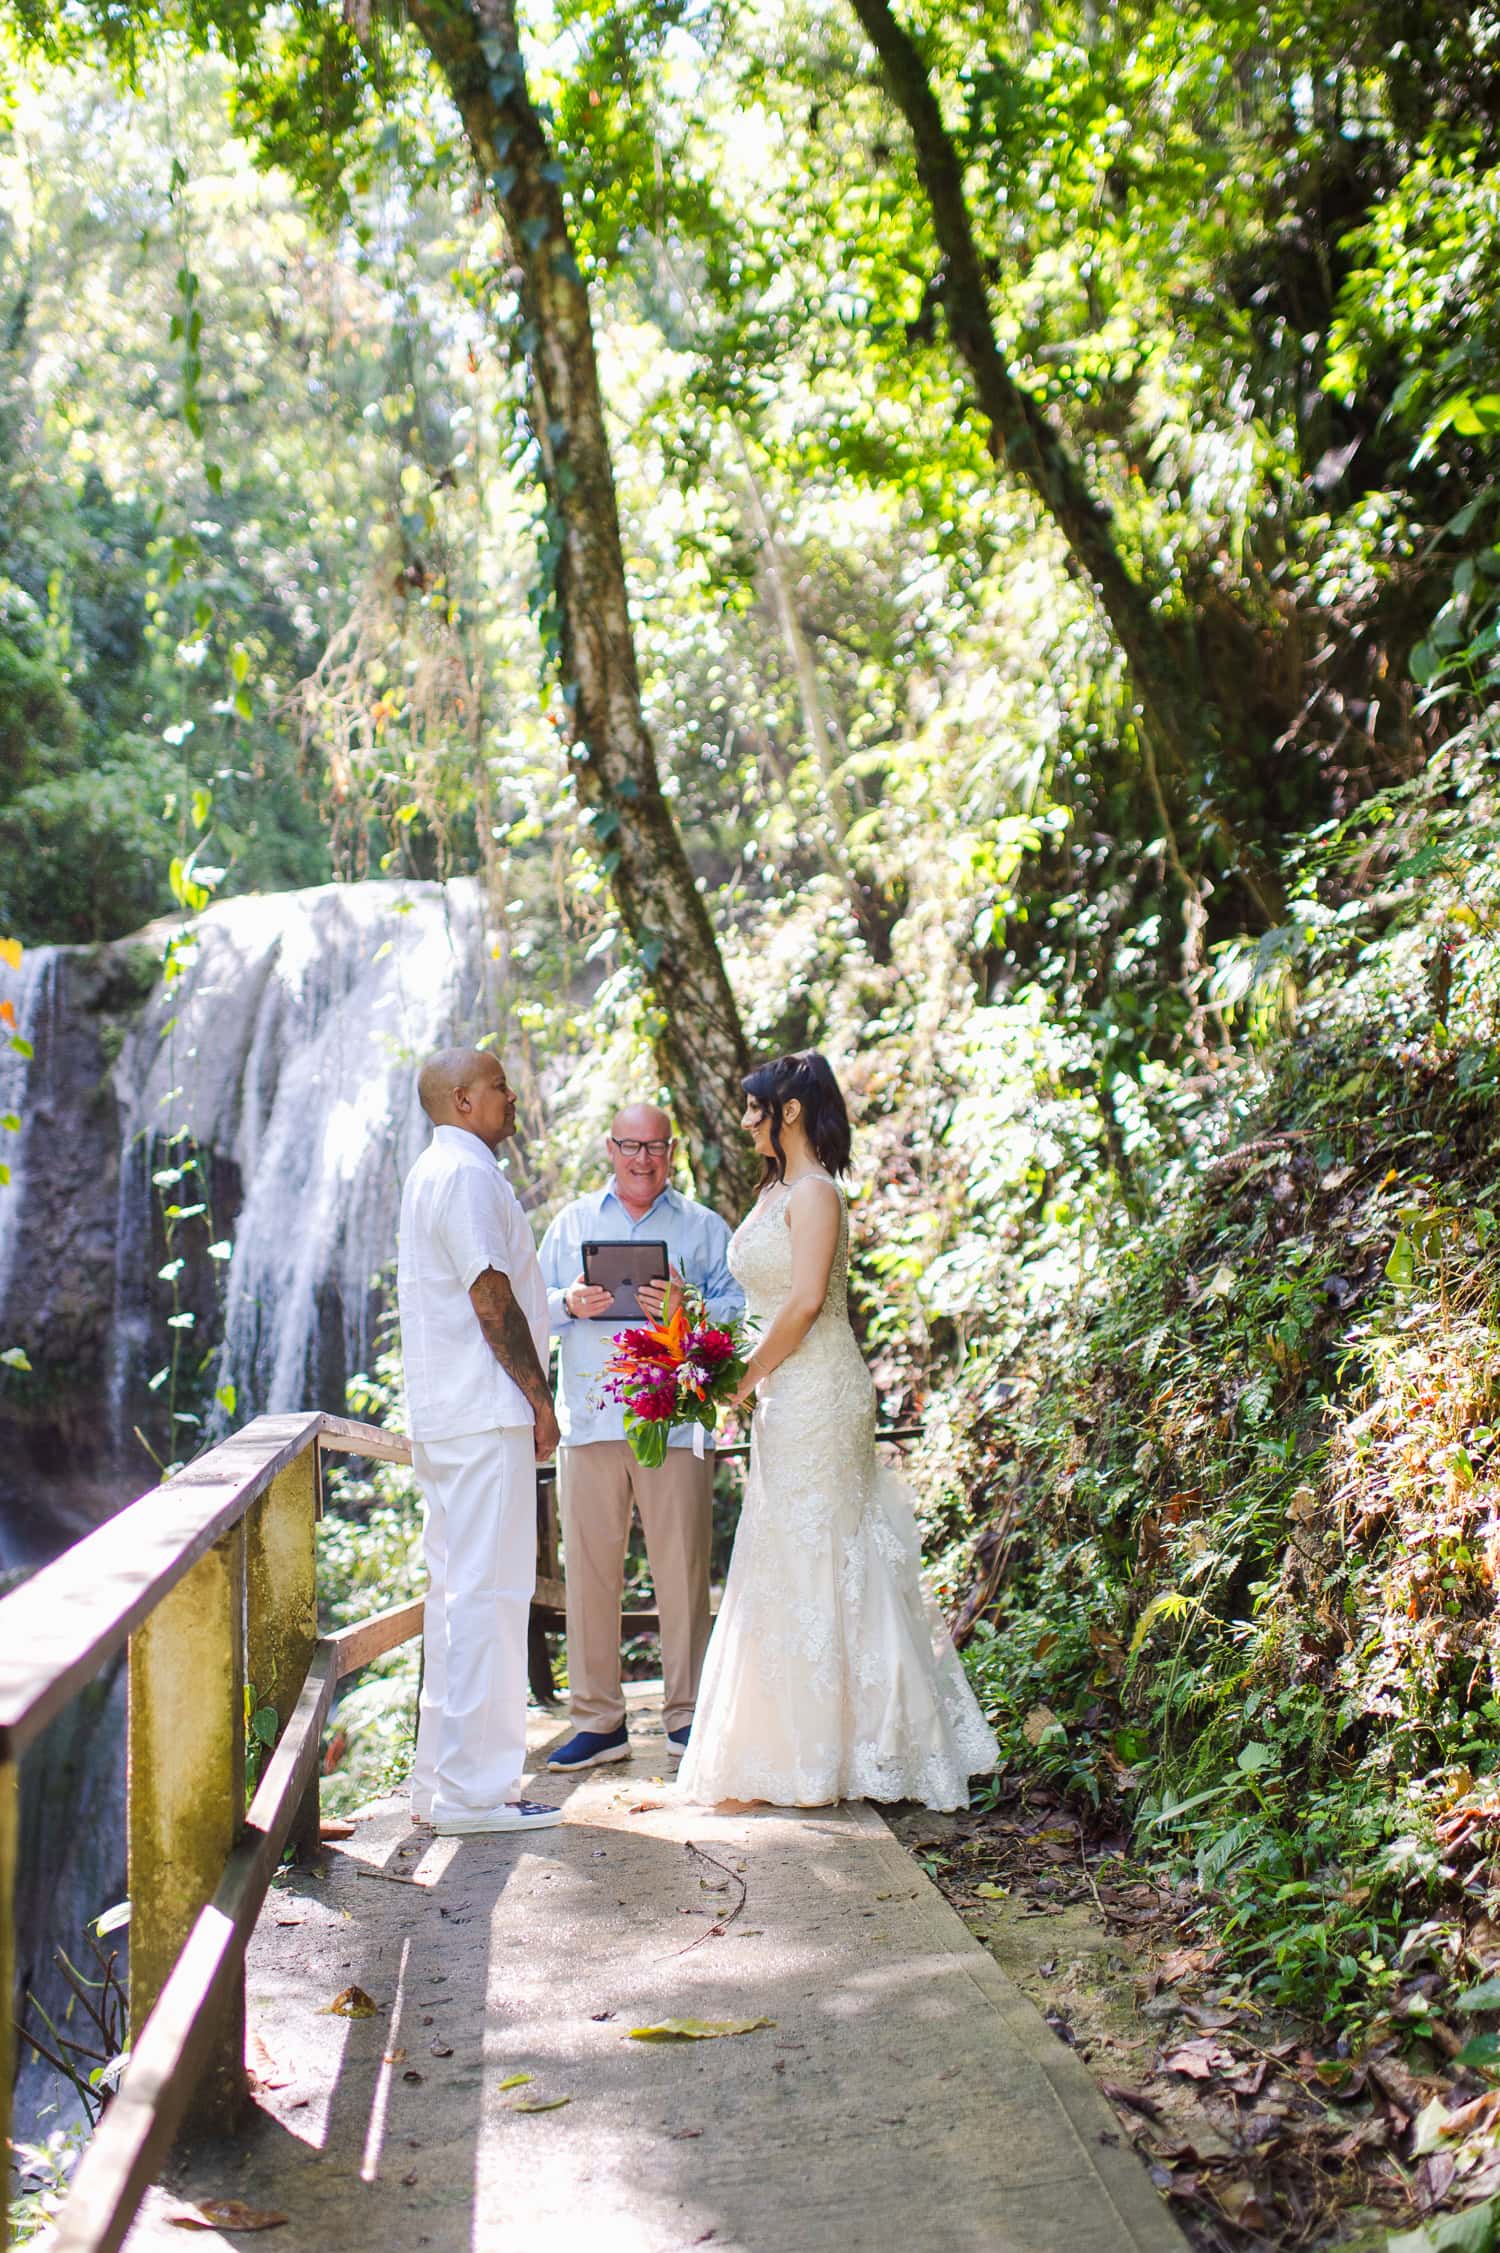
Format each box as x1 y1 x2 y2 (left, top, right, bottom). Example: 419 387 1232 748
215 1382 238 1415
9 1035 33 1060
251 1706 280 1746
1458 1978 1500 2011
1388 2191 1500 2250
1455 2033 1500 2070
627 2018 773 2041
0 1346 32 1371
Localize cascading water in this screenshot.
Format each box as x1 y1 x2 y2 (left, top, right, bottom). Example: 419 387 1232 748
111 878 499 1437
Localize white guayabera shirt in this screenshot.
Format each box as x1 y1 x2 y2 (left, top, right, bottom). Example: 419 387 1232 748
397 1125 550 1441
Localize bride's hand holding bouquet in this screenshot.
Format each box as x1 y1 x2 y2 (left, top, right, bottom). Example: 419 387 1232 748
602 1293 751 1467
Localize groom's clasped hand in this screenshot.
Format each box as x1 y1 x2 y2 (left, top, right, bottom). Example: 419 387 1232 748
395 1046 997 1834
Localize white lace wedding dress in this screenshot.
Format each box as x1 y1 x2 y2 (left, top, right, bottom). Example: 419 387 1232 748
677 1176 998 1810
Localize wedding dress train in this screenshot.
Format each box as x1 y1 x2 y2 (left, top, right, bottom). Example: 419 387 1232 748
677 1177 998 1810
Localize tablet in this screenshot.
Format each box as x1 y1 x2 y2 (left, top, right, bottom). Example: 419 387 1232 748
581 1239 669 1320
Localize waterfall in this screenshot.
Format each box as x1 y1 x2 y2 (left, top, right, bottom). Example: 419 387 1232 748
111 879 498 1435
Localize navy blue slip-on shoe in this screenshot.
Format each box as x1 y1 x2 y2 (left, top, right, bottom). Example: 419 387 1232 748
666 1727 691 1760
546 1725 631 1771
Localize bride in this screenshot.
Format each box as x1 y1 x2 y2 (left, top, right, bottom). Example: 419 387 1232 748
677 1051 997 1811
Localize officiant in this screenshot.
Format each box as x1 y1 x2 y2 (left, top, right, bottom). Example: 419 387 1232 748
538 1103 745 1773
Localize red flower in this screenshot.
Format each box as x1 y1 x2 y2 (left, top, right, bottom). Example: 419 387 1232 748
612 1326 676 1365
688 1327 735 1367
633 1378 679 1422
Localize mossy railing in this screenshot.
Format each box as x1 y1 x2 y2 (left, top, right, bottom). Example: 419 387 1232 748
0 1411 431 2253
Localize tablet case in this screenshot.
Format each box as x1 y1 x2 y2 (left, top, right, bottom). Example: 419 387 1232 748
581 1238 670 1319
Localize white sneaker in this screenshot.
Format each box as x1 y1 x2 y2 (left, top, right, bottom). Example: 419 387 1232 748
432 1798 563 1836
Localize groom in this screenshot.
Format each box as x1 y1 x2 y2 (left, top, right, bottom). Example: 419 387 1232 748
538 1103 743 1769
397 1047 561 1836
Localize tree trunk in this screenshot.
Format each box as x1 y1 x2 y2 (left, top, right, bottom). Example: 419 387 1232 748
726 424 897 957
401 0 758 1212
845 0 1281 926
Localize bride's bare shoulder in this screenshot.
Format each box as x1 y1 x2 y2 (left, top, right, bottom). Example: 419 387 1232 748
785 1171 843 1214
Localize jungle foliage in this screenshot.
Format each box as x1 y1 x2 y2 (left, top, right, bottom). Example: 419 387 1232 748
6 0 1500 2128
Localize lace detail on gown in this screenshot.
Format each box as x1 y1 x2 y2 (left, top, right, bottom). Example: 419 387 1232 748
677 1177 998 1811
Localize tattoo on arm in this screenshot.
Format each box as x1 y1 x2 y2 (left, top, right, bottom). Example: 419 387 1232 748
469 1268 552 1416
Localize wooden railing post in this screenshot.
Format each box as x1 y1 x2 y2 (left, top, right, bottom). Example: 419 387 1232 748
246 1447 321 1863
1 1753 17 2253
127 1525 246 2137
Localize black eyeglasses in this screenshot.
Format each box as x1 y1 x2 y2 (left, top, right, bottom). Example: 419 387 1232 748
609 1136 672 1157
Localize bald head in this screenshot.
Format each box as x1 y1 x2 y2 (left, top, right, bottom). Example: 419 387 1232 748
418 1047 516 1150
610 1101 672 1144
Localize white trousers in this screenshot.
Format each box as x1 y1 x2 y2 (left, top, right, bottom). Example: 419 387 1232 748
409 1425 536 1822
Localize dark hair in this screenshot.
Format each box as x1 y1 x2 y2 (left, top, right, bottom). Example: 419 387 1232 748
742 1050 852 1185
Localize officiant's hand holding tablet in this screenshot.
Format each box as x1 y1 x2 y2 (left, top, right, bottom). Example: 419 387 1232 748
579 1239 670 1321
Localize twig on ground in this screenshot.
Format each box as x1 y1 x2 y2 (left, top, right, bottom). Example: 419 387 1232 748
1075 1840 1108 1922
670 1841 747 1957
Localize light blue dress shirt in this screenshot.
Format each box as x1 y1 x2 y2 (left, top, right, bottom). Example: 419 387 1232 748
538 1184 745 1449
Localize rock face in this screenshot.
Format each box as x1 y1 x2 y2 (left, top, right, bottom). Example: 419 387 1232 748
0 939 159 1568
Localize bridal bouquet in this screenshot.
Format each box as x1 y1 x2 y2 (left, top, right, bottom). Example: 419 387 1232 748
602 1295 750 1467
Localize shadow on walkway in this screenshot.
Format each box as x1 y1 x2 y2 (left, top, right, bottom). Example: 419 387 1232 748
123 1688 1184 2253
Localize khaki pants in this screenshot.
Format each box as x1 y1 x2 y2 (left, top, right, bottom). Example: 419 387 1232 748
557 1440 713 1735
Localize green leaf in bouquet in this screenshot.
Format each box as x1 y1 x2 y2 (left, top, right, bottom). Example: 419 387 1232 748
624 1409 671 1468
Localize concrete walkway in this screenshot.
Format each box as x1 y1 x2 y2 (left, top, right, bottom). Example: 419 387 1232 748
126 1691 1184 2253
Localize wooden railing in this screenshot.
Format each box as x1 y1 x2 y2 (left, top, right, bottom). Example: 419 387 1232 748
0 1412 426 2253
0 1410 922 2252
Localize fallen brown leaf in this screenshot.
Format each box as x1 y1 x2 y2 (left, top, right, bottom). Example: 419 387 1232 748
1099 2081 1164 2121
246 2035 292 2091
429 2039 453 2058
1157 1946 1216 1985
1161 2039 1236 2079
1439 2088 1500 2138
1214 2180 1269 2230
319 1820 357 1840
321 1987 379 2019
170 2200 288 2232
